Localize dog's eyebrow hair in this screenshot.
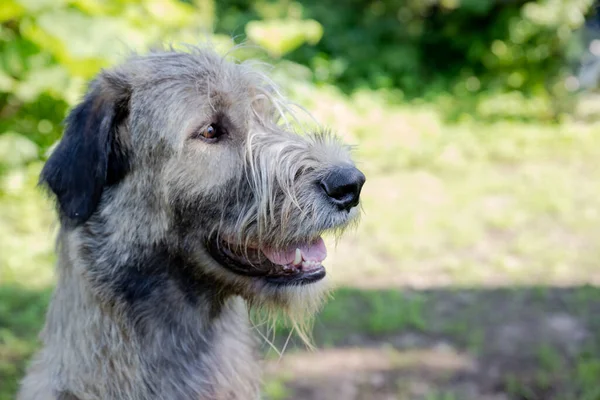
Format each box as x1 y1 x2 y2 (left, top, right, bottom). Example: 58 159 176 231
21 45 364 400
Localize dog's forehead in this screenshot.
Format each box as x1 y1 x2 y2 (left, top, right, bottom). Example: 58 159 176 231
127 52 260 97
128 52 270 118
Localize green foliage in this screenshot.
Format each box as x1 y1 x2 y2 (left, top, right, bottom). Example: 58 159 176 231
0 162 56 287
0 285 51 400
246 18 322 58
0 0 330 171
0 0 216 172
216 0 594 120
1 0 597 171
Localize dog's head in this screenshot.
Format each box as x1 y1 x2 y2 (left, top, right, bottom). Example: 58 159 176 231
40 48 365 318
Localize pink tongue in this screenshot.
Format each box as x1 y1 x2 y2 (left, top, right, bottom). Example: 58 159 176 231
261 237 327 265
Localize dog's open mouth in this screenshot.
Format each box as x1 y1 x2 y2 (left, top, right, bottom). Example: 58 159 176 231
207 237 327 285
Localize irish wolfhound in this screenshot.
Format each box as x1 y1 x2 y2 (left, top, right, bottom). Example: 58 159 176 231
18 47 365 400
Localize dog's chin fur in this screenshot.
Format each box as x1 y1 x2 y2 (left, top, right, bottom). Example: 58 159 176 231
256 282 331 348
248 278 331 346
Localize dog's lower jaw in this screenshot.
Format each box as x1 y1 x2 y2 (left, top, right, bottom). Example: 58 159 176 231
18 238 261 400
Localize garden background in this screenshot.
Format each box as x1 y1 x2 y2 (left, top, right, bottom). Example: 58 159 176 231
2 0 600 399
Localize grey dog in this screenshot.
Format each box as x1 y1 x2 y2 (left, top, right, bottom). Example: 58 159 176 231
18 47 365 400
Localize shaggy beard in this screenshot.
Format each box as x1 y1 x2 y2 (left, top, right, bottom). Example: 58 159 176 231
248 278 331 350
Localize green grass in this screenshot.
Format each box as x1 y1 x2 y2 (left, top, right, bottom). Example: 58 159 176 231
318 288 427 337
263 378 291 400
2 85 600 399
424 393 458 400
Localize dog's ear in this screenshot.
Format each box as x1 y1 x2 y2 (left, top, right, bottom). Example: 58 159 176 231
40 71 131 224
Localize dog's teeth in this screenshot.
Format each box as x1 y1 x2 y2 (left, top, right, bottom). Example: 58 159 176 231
301 260 321 270
293 248 302 265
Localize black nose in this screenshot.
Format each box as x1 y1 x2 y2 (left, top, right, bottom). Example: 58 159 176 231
320 166 366 211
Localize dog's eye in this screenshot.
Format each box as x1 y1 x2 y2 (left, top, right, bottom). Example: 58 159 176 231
192 124 224 142
203 125 218 139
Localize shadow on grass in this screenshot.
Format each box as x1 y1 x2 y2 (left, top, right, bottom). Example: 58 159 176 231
264 286 600 400
1 284 599 400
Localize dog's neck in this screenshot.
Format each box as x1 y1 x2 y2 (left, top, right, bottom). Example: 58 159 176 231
35 225 261 400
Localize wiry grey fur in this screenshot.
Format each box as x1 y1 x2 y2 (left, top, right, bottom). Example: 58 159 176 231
18 46 363 400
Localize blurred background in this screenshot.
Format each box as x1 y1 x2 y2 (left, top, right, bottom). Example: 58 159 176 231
1 0 600 399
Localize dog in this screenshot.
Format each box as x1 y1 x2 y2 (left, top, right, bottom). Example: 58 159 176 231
18 46 365 400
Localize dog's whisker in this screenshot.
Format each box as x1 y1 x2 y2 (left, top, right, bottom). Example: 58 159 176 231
251 322 283 359
277 327 295 363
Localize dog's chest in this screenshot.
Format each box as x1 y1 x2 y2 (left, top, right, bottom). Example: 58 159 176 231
149 298 261 400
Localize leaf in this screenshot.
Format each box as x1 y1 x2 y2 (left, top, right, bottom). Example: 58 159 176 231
144 0 200 27
246 19 323 58
0 71 15 93
13 65 70 102
0 0 25 22
0 132 39 168
21 10 144 78
15 0 68 12
459 0 494 14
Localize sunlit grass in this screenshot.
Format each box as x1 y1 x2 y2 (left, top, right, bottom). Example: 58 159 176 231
305 88 600 289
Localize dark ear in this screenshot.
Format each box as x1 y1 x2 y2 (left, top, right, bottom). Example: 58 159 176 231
40 72 131 224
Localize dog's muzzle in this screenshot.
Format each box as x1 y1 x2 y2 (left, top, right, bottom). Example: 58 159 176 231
207 165 366 286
